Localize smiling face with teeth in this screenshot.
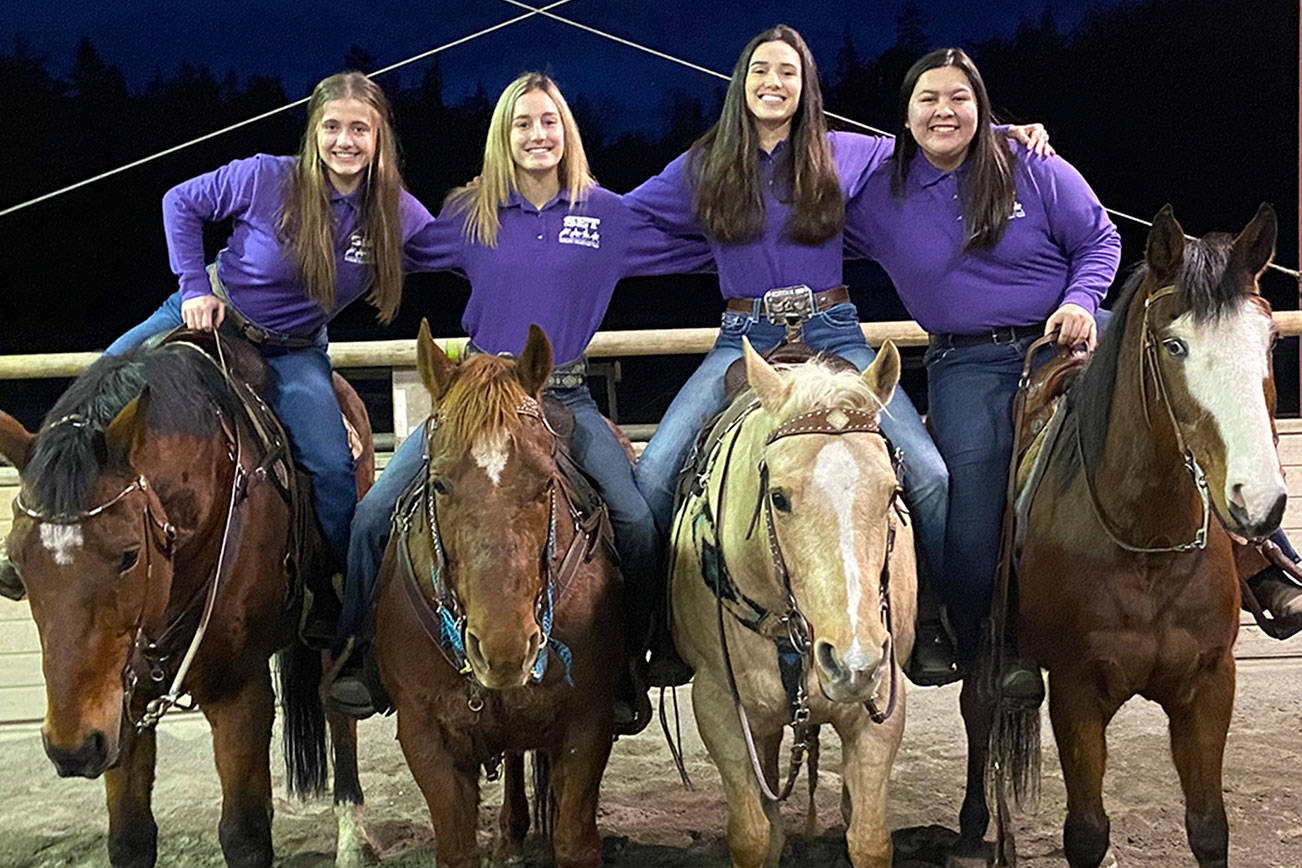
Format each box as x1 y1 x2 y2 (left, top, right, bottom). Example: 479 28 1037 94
509 89 565 182
315 97 379 195
906 65 979 172
744 39 803 143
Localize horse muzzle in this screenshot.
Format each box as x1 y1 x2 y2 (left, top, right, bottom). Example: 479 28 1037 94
813 637 890 704
465 626 543 690
42 727 117 779
1226 480 1287 541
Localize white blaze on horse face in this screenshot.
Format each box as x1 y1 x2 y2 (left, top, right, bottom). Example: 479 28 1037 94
471 432 509 486
812 440 870 667
1169 301 1283 525
39 523 83 566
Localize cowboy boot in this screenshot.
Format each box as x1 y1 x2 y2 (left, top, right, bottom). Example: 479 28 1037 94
0 556 24 602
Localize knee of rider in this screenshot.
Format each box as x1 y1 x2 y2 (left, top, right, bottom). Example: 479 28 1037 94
904 457 949 507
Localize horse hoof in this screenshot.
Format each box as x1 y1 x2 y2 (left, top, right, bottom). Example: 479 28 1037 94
1101 846 1118 868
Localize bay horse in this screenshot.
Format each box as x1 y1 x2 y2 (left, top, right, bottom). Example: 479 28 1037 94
0 332 374 867
373 321 623 868
669 338 917 868
953 204 1282 867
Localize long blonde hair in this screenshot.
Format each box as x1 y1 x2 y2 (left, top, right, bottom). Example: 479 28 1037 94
445 72 595 247
280 71 405 323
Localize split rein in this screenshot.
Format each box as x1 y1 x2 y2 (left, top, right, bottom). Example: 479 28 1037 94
713 404 903 803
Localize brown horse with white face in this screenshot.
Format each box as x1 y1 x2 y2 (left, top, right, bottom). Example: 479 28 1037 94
967 204 1281 868
670 340 916 868
374 322 622 868
0 336 371 867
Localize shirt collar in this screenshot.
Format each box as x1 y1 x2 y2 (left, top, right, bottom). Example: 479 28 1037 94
910 152 966 189
505 187 572 213
758 138 788 162
328 177 366 206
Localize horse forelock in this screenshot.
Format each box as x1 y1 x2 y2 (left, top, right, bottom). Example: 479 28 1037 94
768 358 884 421
1176 234 1238 322
430 355 527 464
24 343 238 516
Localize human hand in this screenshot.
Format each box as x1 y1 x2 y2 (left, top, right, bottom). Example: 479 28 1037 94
1011 123 1055 157
181 294 226 331
1045 302 1095 349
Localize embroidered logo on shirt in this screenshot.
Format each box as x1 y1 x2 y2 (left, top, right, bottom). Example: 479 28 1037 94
1010 201 1027 219
344 231 374 264
558 216 601 249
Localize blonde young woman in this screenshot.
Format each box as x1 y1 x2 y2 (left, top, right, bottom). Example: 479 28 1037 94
330 72 711 728
101 72 435 568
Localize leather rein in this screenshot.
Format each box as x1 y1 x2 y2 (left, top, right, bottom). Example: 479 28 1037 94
701 402 902 802
393 396 604 714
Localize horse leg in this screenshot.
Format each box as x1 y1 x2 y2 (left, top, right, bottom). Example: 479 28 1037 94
839 714 902 868
549 720 613 868
205 674 276 868
104 727 158 868
328 711 375 868
1048 669 1118 868
494 752 530 864
395 713 480 868
692 677 776 868
950 674 994 866
1164 662 1234 868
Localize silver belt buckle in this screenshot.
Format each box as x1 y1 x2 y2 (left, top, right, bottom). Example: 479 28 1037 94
763 285 816 342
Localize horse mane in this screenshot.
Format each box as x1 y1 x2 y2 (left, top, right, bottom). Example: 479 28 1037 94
431 354 526 458
1066 232 1237 485
23 340 251 516
766 357 885 419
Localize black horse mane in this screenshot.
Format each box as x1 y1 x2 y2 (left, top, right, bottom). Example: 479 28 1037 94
24 336 258 517
1066 232 1237 484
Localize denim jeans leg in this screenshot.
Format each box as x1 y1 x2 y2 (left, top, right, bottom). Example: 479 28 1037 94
264 343 357 566
635 314 755 536
104 292 185 357
925 338 1030 662
801 304 949 583
337 426 427 646
554 385 661 650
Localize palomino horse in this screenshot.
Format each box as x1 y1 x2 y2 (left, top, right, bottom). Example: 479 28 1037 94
0 333 374 867
953 204 1281 868
669 339 917 868
374 322 623 868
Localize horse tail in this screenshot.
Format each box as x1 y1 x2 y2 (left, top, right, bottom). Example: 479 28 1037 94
805 724 820 839
277 641 328 799
989 694 1041 810
530 750 556 837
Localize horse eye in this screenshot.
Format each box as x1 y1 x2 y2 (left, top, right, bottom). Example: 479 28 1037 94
1163 338 1188 358
770 489 792 513
119 549 140 573
431 478 450 496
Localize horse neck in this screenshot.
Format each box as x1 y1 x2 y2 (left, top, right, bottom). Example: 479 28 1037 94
141 430 237 577
1092 293 1201 531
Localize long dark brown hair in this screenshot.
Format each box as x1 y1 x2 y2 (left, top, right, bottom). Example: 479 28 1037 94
891 48 1016 251
280 72 405 323
690 25 843 245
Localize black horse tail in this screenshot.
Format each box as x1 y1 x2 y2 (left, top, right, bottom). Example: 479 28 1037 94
990 696 1041 808
531 750 556 837
278 641 328 799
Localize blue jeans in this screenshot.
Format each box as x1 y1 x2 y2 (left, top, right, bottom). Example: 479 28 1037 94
924 311 1112 663
634 302 949 582
338 382 660 652
104 291 356 565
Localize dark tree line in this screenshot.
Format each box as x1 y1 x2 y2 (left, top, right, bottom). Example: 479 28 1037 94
0 0 1296 425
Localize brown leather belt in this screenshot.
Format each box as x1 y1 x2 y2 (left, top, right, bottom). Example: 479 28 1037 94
725 285 850 320
207 265 319 349
929 323 1044 350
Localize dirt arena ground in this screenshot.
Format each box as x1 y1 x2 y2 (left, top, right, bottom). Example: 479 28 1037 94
2 660 1299 867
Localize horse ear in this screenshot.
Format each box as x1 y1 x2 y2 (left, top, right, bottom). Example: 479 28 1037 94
744 337 790 414
103 392 148 467
861 341 901 411
516 324 553 398
0 410 34 471
417 319 456 402
1229 203 1277 281
1146 204 1185 281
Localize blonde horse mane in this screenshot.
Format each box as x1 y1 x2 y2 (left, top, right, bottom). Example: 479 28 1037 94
764 356 889 421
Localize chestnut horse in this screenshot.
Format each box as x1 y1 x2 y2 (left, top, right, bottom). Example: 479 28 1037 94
0 333 373 867
669 339 916 868
953 205 1282 868
373 322 623 868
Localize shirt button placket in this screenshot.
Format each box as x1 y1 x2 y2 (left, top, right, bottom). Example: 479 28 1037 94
537 211 544 241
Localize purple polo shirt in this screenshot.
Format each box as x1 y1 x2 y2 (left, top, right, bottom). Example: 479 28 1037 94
624 131 893 299
845 143 1121 334
164 154 434 336
405 186 712 365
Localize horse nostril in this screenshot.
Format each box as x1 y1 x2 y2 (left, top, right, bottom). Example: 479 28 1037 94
1229 483 1247 510
1266 492 1287 531
814 640 844 681
465 630 488 673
